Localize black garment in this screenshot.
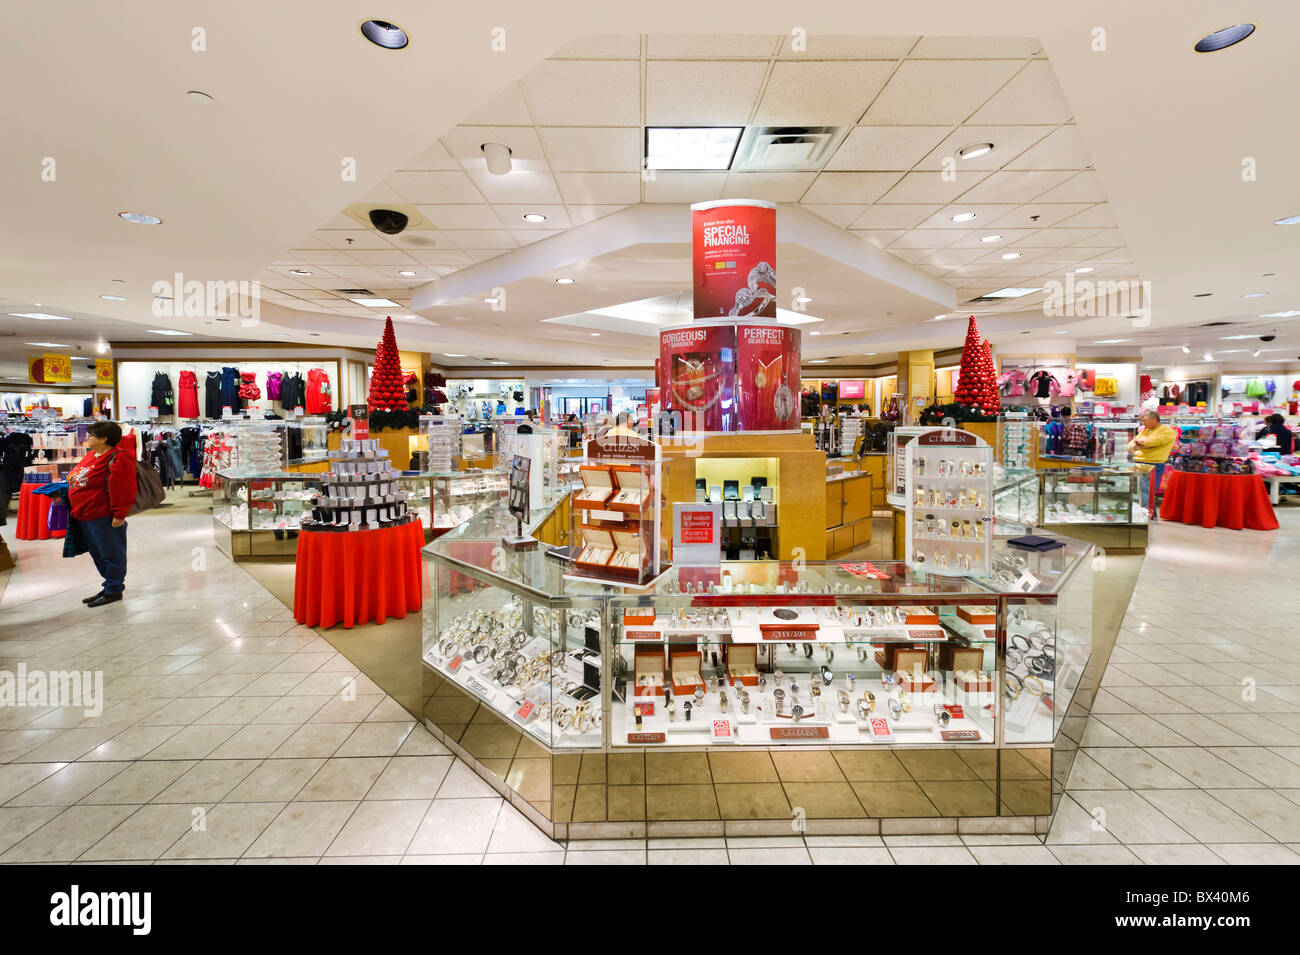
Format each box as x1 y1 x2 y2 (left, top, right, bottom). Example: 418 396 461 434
1028 370 1057 399
1256 422 1295 455
150 372 175 416
286 425 303 461
1 432 35 491
1186 381 1210 406
204 371 222 418
280 373 306 411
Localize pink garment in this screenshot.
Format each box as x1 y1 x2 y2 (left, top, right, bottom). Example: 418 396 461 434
1061 372 1080 397
998 369 1026 397
266 371 282 401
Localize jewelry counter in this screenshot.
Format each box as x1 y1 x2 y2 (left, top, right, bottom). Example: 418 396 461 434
421 497 1094 840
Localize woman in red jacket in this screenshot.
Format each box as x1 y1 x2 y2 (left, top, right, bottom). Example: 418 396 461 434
67 421 138 606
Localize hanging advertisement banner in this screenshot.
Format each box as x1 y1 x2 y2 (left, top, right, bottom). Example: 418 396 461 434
96 359 115 387
735 322 801 431
29 354 71 384
659 321 735 432
691 199 776 320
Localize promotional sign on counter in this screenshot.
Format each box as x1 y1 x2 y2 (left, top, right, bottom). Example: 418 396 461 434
691 199 776 320
735 322 801 431
347 404 370 439
659 321 735 432
673 502 721 566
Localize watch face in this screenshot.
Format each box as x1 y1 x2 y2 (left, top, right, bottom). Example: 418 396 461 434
773 383 795 421
772 608 799 621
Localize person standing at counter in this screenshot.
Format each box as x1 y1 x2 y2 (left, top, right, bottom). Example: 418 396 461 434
1256 414 1295 455
1128 410 1177 518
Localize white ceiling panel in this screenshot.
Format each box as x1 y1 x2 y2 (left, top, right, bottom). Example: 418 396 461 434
918 203 1019 229
567 204 631 225
887 228 961 250
548 34 642 58
849 204 940 230
647 34 779 58
312 230 393 251
349 250 419 266
919 247 991 266
755 60 896 125
942 227 1037 249
555 172 642 204
778 35 918 58
877 169 987 204
800 171 903 204
460 84 534 125
1014 228 1105 247
987 202 1092 229
1004 124 1090 170
968 60 1073 125
907 36 1041 58
801 204 869 228
826 126 951 171
539 127 642 172
415 204 506 230
1033 170 1108 204
388 170 483 204
523 60 642 126
646 60 768 126
441 126 546 172
510 229 568 245
354 183 409 207
860 59 1024 125
1053 203 1118 229
643 171 728 203
433 230 519 250
493 204 574 228
405 250 475 266
286 250 358 266
722 171 817 202
850 229 907 249
955 168 1074 204
1072 228 1125 247
466 170 563 204
913 124 1054 171
398 140 461 172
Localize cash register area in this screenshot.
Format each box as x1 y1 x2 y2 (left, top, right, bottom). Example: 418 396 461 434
2 491 1298 865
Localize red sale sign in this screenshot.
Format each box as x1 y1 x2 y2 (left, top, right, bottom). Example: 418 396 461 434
691 199 776 320
735 321 801 431
680 511 714 544
659 321 735 432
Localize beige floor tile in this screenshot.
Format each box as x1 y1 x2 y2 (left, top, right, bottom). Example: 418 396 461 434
436 761 500 798
0 762 67 803
325 799 429 856
0 805 138 862
297 758 389 801
79 803 199 861
396 726 451 756
224 759 325 803
207 723 301 760
1209 843 1300 864
162 802 285 859
7 761 131 807
366 756 454 800
80 725 185 762
142 723 242 760
153 759 263 803
80 760 196 805
270 722 354 759
0 806 63 854
334 721 414 758
967 845 1060 865
407 798 502 855
244 801 357 858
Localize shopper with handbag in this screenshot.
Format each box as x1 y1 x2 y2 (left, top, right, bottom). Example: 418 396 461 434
67 421 138 606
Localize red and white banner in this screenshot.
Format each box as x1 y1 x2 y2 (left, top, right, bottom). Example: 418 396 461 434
659 321 735 432
691 199 776 320
735 322 801 431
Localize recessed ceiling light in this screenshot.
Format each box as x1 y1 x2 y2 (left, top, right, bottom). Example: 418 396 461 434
933 314 946 321
25 341 70 348
1073 266 1094 274
119 211 162 225
1274 215 1300 225
555 278 574 285
950 212 977 222
8 312 70 321
1093 339 1130 344
359 19 409 50
522 213 547 223
146 329 193 336
809 330 821 336
1261 310 1300 318
1203 352 1214 361
1001 252 1022 260
99 295 125 302
645 127 743 171
808 359 829 364
349 297 400 307
97 342 108 354
1193 292 1212 297
441 353 466 358
590 332 600 337
1181 345 1191 353
397 270 416 277
1242 292 1268 299
1193 23 1255 53
1053 330 1069 334
112 279 125 285
490 361 510 366
288 269 312 276
1253 349 1263 357
981 287 1043 299
864 352 877 356
980 234 1003 243
186 90 213 103
1219 334 1259 340
958 142 994 160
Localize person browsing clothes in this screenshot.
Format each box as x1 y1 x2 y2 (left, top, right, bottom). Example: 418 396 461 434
1127 410 1177 518
1255 414 1295 455
67 421 138 606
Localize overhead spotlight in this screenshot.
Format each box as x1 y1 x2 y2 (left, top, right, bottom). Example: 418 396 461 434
119 211 162 225
1001 252 1021 260
1203 352 1214 361
482 142 513 176
96 342 108 354
522 213 547 223
360 19 409 50
1253 349 1263 358
958 143 994 160
288 269 312 276
951 212 976 222
555 277 574 285
1181 345 1190 353
1073 267 1094 274
1193 23 1255 53
980 235 1002 243
1275 215 1300 226
398 270 416 277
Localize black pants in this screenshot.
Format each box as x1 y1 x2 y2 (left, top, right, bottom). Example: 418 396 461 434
80 516 128 594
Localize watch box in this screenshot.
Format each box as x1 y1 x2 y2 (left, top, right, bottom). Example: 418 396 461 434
874 643 925 670
724 644 759 686
624 608 656 627
892 647 929 680
609 465 649 513
633 646 666 696
954 671 994 692
956 605 996 626
607 527 647 575
896 672 937 694
575 465 614 508
575 526 615 569
903 608 940 626
669 650 705 696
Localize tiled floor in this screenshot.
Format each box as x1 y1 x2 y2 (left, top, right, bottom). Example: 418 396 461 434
1 494 1298 863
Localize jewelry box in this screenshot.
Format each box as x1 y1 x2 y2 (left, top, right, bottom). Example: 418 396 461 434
669 650 705 696
633 646 667 696
607 527 647 576
575 465 614 508
609 465 649 513
724 644 759 686
956 605 996 626
575 526 615 569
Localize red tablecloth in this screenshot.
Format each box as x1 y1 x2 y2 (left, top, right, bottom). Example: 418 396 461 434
15 482 67 541
293 519 425 629
1159 471 1279 531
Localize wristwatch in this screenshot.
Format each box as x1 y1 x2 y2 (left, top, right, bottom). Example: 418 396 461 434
791 704 804 724
719 691 729 713
683 700 693 721
837 690 850 713
887 697 903 720
820 665 834 685
667 700 677 722
935 705 951 729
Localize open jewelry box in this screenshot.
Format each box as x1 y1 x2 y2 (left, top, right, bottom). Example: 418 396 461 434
724 644 759 686
575 465 614 508
575 526 615 569
633 646 666 696
609 465 650 512
669 650 705 696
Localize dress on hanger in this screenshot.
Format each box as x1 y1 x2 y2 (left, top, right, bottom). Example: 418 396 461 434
305 368 332 412
219 367 240 410
177 370 200 418
204 371 222 418
266 371 282 402
150 371 175 416
998 369 1026 397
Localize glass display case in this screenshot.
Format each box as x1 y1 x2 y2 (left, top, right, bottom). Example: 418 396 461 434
992 467 1147 552
420 495 1094 839
431 469 508 534
291 416 329 463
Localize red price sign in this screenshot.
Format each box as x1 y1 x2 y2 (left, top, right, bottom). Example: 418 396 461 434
680 511 714 544
447 655 463 672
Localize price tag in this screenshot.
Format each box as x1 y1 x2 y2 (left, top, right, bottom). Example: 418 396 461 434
515 700 535 721
125 406 138 419
293 406 304 417
867 717 895 743
446 655 463 672
709 718 736 743
222 406 234 419
940 704 965 720
147 406 158 419
633 701 656 717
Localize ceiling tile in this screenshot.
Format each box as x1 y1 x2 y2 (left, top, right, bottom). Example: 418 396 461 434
1004 124 1091 171
434 230 519 250
461 251 508 263
722 171 816 202
907 36 1041 58
646 60 767 126
851 229 905 248
460 84 533 125
890 248 941 264
548 34 642 58
1033 170 1108 204
887 229 961 250
849 204 939 230
755 61 896 125
968 61 1073 125
942 227 1038 249
955 169 1074 204
917 203 1019 229
825 126 951 171
1073 249 1130 264
647 34 779 57
398 140 461 171
1015 228 1104 247
414 205 505 230
1072 228 1124 247
877 169 987 204
286 250 359 266
778 35 917 57
523 60 641 125
540 127 642 172
567 204 630 224
510 229 567 245
466 170 563 204
919 247 990 267
405 250 475 266
802 171 904 204
555 172 641 204
642 171 728 203
801 204 869 228
913 124 1053 171
441 126 546 173
860 60 1023 125
387 170 482 204
349 251 419 266
492 204 573 228
312 230 393 251
987 202 1092 229
1053 203 1118 229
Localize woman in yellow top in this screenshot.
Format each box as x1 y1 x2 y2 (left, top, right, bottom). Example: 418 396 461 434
1127 410 1178 517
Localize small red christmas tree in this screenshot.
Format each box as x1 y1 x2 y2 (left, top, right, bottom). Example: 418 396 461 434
952 316 1000 415
367 316 409 413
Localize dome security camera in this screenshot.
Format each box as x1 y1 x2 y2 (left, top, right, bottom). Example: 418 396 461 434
1260 334 1276 342
368 209 409 235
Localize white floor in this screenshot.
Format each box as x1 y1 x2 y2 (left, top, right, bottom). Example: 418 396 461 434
1 500 1297 864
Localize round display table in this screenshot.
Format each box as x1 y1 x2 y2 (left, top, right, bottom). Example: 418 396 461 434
16 482 67 541
1159 471 1278 531
293 519 424 629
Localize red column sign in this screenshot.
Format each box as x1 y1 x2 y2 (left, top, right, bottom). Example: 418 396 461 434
735 322 801 431
348 404 370 439
691 199 776 319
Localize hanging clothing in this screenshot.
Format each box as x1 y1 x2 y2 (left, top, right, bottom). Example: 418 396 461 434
1077 369 1095 391
1060 372 1080 398
238 372 261 402
1093 376 1118 397
177 370 200 419
266 371 283 402
204 371 222 418
305 368 332 413
280 372 306 411
1062 420 1089 456
219 367 240 411
1027 370 1060 399
150 372 175 416
998 369 1026 397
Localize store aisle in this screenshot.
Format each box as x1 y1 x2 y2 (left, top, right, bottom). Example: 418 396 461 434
1 499 1297 863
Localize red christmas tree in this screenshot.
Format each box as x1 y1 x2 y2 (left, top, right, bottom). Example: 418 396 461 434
367 316 409 413
952 316 1000 415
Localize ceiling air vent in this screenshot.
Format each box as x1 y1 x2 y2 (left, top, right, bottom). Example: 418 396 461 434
731 126 850 172
401 234 437 247
1200 321 1235 327
333 288 374 296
